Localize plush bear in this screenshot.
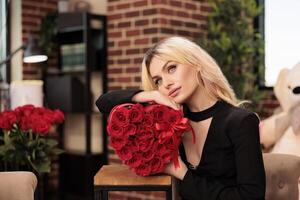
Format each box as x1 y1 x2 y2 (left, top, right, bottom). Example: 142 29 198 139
260 62 300 156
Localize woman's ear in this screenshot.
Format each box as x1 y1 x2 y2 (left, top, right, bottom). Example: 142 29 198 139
196 70 205 87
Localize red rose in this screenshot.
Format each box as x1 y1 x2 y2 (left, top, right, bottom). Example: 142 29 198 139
161 152 172 163
138 137 154 152
107 103 194 176
16 104 34 117
149 156 165 173
142 114 154 127
166 109 182 124
107 122 124 137
52 109 64 124
125 154 142 168
142 149 155 161
116 145 133 161
128 104 143 123
20 117 31 132
0 111 18 130
110 136 127 150
32 120 51 135
126 139 139 152
134 163 151 176
111 107 129 126
123 124 137 136
137 128 153 141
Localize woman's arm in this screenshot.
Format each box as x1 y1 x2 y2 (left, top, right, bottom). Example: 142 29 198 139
95 89 142 115
95 89 181 115
179 113 266 200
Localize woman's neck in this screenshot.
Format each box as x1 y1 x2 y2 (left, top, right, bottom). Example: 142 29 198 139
185 86 218 112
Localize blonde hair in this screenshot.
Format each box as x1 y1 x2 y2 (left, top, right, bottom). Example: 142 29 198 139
141 36 242 107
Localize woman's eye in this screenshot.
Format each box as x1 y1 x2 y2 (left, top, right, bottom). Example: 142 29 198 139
154 79 162 86
168 65 176 73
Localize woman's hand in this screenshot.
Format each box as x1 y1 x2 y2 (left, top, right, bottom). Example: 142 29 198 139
163 156 188 180
132 90 181 110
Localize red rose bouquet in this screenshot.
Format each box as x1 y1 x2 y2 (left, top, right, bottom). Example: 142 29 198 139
107 103 195 176
0 104 64 174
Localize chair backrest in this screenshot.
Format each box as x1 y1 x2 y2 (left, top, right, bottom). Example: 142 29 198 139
263 153 300 200
0 171 37 200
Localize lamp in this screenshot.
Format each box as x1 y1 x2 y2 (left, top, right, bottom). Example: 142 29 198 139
0 35 48 66
0 36 48 111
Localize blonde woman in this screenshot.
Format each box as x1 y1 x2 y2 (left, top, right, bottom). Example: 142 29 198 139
96 36 266 200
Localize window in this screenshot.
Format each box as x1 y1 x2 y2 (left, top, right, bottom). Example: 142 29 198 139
262 0 300 87
0 0 8 82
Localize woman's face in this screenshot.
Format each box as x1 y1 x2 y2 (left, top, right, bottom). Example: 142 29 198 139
148 56 200 104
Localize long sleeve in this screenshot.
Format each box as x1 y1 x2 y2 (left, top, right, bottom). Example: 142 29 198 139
179 112 266 200
95 89 142 115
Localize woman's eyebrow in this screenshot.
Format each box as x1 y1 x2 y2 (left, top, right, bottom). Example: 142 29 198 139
151 60 172 79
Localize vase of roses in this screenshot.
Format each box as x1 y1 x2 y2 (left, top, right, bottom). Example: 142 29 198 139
0 104 64 174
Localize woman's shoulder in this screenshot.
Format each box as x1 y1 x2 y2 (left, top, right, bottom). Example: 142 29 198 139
221 101 260 126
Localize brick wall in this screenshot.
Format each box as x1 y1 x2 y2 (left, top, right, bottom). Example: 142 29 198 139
107 0 211 199
22 0 58 80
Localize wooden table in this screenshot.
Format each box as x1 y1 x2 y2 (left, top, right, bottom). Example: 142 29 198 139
94 164 173 200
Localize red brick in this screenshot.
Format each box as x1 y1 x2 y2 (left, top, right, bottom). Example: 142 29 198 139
170 19 183 26
117 77 132 82
108 60 114 65
143 8 157 16
133 0 148 7
192 14 207 21
125 11 140 18
108 23 115 29
201 24 208 30
116 3 130 10
108 13 122 21
185 2 197 10
201 5 213 12
160 8 174 15
177 11 189 18
135 19 149 26
134 38 149 45
118 21 131 28
177 30 191 37
134 58 143 64
144 28 158 34
134 76 141 82
108 49 122 56
108 41 115 47
185 22 198 28
108 78 115 82
118 40 131 47
170 0 182 7
109 31 122 38
126 49 140 55
107 85 122 90
126 67 140 73
161 28 175 34
117 59 131 64
126 30 140 37
108 68 123 74
151 0 167 5
142 48 149 54
108 5 114 11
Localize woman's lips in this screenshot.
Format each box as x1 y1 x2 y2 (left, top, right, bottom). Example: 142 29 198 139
169 87 181 97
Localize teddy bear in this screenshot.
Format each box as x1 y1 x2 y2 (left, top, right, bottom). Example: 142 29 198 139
259 62 300 156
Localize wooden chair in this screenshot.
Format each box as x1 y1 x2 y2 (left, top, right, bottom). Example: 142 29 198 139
94 164 173 200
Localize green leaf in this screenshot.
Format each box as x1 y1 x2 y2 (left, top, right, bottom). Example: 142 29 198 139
45 138 58 148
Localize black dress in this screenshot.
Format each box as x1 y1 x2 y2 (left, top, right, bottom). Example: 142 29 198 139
95 90 266 200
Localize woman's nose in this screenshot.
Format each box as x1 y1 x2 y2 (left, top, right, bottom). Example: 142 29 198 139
163 78 174 89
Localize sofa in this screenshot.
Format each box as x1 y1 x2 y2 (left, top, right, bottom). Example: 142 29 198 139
0 171 37 200
263 153 300 200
